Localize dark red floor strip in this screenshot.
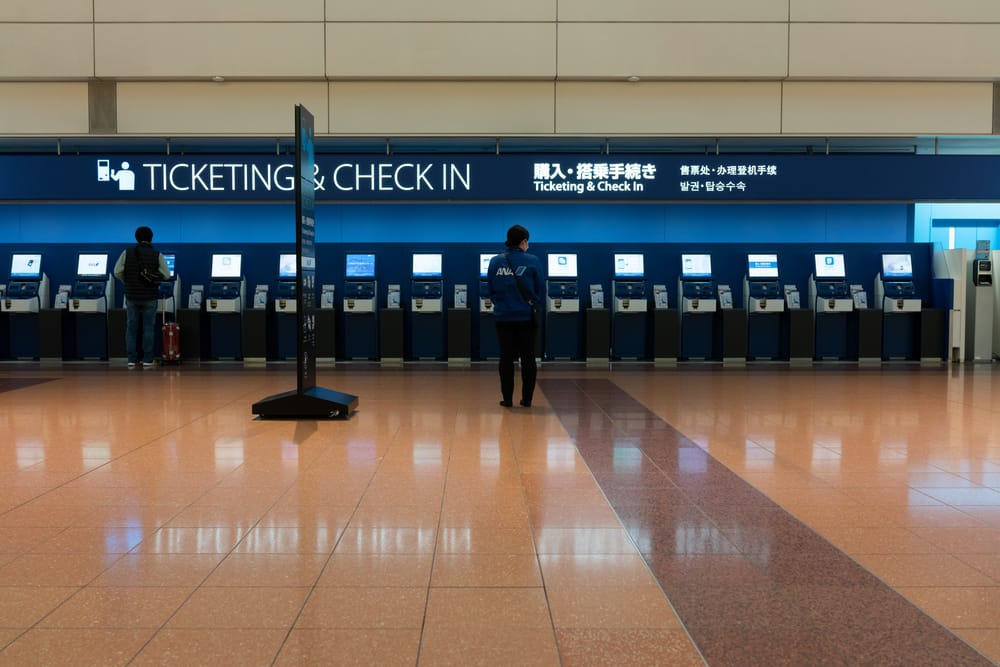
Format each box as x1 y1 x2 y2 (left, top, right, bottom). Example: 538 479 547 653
540 378 993 667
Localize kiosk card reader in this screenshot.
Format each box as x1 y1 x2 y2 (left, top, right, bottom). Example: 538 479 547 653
973 259 992 286
744 253 784 313
678 253 716 313
157 253 180 315
207 253 244 313
809 253 852 313
547 253 580 313
343 253 376 313
70 253 113 312
411 253 443 313
275 253 297 313
3 253 48 313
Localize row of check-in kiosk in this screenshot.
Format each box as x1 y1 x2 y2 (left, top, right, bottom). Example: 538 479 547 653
0 249 953 363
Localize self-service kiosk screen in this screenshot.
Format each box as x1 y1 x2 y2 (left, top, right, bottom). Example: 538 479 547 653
881 253 912 279
278 253 297 278
747 253 779 279
345 253 375 278
681 254 712 278
163 253 176 279
10 253 42 279
614 253 644 278
210 253 242 279
548 253 578 278
814 253 846 279
77 253 108 277
412 253 443 278
479 253 493 277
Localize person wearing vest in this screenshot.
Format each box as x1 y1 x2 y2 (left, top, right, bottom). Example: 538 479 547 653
487 224 545 407
113 226 169 368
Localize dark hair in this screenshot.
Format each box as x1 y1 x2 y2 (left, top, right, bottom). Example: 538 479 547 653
135 226 153 243
505 224 529 247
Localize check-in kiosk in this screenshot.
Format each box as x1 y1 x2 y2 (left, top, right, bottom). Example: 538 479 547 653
967 255 994 362
69 253 113 359
678 253 716 360
157 253 180 315
545 252 582 360
875 253 921 360
274 253 298 359
809 252 853 360
410 253 444 360
343 253 378 359
3 253 49 359
478 253 498 359
744 253 784 360
611 253 647 359
206 253 244 359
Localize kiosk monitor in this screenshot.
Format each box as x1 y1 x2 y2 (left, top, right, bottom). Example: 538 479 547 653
614 253 644 278
163 253 176 279
548 253 578 279
814 253 846 279
747 253 779 279
10 253 42 279
479 253 493 278
882 253 913 279
413 253 443 278
210 253 242 279
278 253 297 279
681 253 712 278
345 253 376 278
77 253 108 278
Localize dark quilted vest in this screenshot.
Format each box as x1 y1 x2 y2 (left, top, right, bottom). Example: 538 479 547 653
124 243 161 301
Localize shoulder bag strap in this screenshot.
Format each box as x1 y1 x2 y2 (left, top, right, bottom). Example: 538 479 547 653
504 252 534 305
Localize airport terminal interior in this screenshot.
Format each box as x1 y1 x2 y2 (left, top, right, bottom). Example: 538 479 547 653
5 1 1000 665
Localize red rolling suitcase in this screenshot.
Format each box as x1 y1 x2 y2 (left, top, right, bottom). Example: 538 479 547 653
162 321 181 363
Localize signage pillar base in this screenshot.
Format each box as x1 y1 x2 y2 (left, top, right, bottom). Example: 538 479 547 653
253 386 358 420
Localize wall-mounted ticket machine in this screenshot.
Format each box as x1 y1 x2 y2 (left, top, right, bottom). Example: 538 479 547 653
678 253 716 359
207 253 244 313
157 253 180 315
611 253 647 359
545 253 581 360
809 252 853 360
3 253 48 313
744 253 784 360
410 253 444 360
276 253 298 314
875 253 920 313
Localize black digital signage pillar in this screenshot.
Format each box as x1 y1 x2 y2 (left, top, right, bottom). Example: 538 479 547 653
253 105 358 419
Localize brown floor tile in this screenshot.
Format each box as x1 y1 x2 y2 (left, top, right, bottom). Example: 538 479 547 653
91 553 224 587
316 553 433 587
334 527 437 554
0 587 78 627
0 552 121 587
546 585 682 629
536 554 656 589
39 586 192 629
436 526 535 554
423 587 551 628
0 628 154 666
273 629 420 666
233 525 341 554
431 554 543 587
854 553 996 587
129 628 286 666
555 628 703 667
295 587 427 629
202 553 328 587
533 528 637 555
418 626 560 666
134 526 245 554
165 586 310 628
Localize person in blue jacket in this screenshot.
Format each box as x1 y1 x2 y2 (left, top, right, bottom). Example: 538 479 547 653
487 224 545 407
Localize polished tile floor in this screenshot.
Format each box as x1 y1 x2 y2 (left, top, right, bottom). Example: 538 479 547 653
0 363 998 665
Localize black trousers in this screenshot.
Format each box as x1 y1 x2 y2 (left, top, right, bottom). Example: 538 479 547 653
495 320 538 403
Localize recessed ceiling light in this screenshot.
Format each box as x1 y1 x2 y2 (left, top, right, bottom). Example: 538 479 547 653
211 76 225 83
627 76 640 82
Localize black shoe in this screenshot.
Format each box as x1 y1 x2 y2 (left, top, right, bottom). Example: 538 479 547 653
519 400 532 408
499 400 513 408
